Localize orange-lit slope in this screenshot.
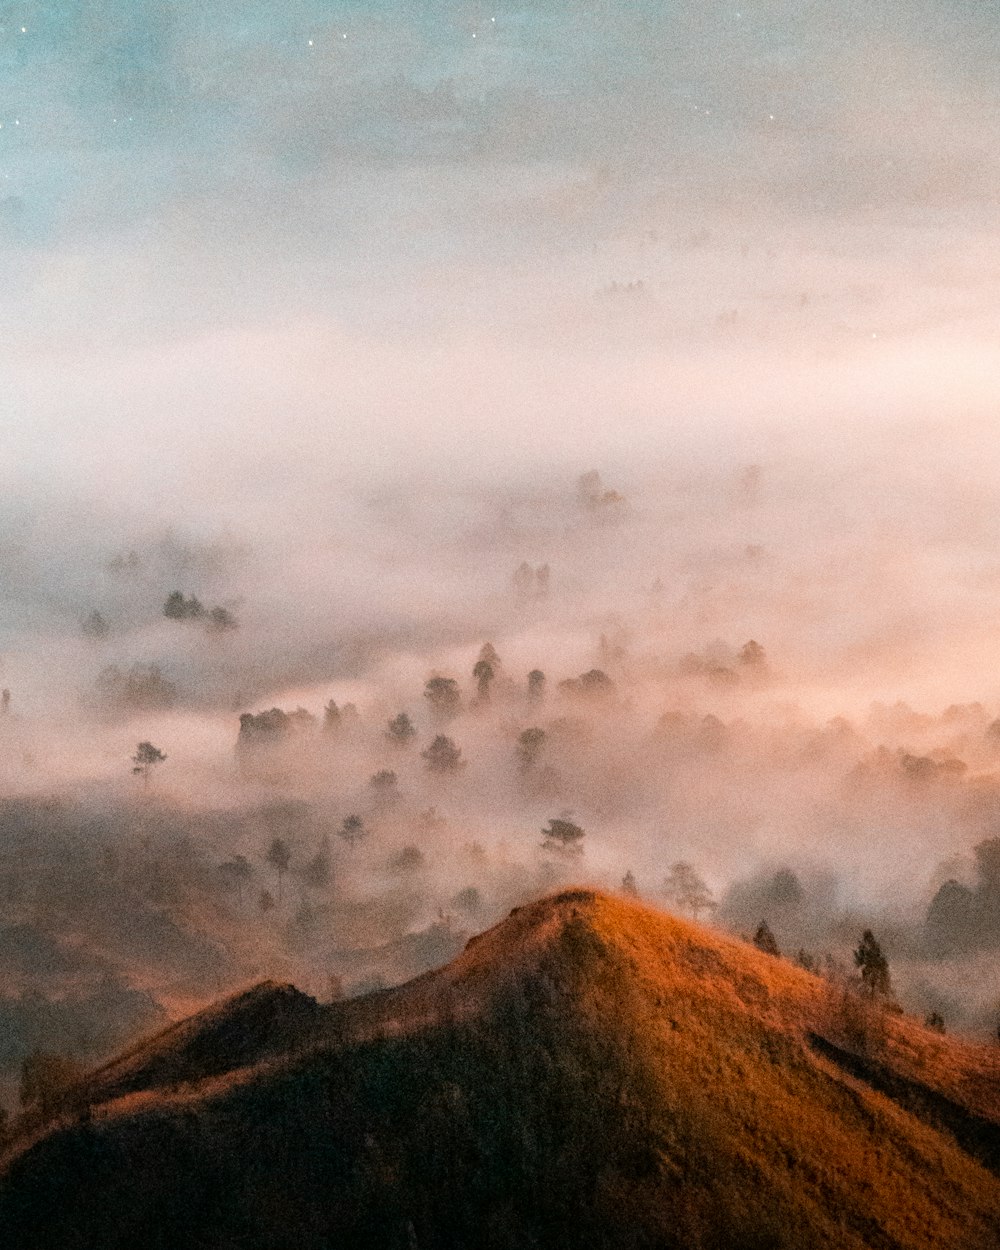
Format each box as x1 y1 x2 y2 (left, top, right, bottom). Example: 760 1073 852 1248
3 889 1000 1250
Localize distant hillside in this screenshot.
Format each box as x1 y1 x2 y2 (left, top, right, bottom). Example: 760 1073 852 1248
3 889 1000 1249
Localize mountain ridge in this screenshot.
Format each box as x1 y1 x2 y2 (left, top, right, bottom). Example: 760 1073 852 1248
3 888 1000 1249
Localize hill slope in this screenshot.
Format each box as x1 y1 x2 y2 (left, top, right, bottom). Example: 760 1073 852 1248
3 889 1000 1249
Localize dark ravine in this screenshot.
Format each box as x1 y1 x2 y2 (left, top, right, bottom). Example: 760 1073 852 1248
807 1030 1000 1176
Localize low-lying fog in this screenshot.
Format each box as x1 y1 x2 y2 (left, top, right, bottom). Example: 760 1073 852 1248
3 0 1000 1106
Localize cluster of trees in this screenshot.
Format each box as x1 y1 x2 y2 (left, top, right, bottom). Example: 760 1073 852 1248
96 663 176 712
926 837 1000 953
235 642 558 783
163 591 237 631
679 639 769 685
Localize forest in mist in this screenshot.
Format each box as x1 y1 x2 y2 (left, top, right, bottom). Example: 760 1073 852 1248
4 0 1000 1123
6 453 1000 1115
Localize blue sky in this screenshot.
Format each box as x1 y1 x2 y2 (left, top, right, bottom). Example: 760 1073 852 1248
1 0 998 503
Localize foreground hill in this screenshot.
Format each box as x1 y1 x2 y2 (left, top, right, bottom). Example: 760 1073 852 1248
3 889 1000 1249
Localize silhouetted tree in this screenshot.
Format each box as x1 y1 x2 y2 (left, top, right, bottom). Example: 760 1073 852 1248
219 854 253 903
131 741 166 787
303 836 332 890
473 659 495 703
370 769 398 792
517 727 547 772
739 640 766 669
237 709 293 754
753 921 780 957
796 949 819 974
541 814 584 855
621 870 639 898
424 677 461 722
323 700 341 733
208 606 238 632
559 669 616 699
478 642 500 667
266 837 292 903
258 888 275 914
387 711 416 745
422 734 464 774
1 689 10 715
925 1011 946 1034
163 591 204 620
390 845 424 873
82 609 109 639
339 814 366 849
854 929 892 1000
925 879 975 954
527 669 545 701
663 862 715 919
453 886 482 914
98 664 176 712
288 707 317 732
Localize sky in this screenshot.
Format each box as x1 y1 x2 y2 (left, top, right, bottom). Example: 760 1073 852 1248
2 0 999 513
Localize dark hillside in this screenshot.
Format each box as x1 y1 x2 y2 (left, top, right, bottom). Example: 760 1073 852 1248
3 890 1000 1249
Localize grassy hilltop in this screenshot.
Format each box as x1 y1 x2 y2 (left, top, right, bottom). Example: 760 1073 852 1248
3 889 1000 1249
